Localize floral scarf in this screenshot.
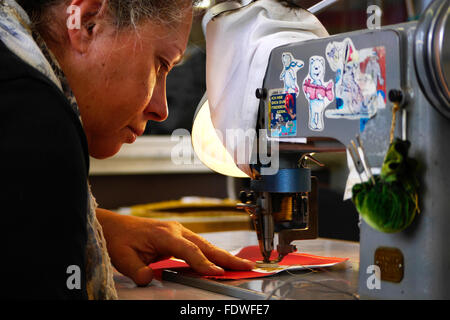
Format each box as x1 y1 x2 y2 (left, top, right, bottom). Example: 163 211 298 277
0 0 118 300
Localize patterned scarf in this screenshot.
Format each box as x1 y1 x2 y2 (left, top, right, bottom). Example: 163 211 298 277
0 0 118 300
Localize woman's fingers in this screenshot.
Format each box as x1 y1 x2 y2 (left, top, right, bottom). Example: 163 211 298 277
109 245 154 287
146 220 254 276
149 221 224 275
167 235 226 276
181 228 255 271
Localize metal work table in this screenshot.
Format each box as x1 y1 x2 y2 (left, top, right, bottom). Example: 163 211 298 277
114 231 359 300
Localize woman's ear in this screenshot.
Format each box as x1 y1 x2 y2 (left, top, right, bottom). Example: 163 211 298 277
66 0 107 53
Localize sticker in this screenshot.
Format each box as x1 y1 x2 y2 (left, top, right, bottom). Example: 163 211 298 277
269 89 297 137
302 55 334 131
280 52 304 96
269 52 304 138
325 38 387 130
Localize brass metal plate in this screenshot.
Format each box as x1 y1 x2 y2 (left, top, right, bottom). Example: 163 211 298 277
374 247 404 283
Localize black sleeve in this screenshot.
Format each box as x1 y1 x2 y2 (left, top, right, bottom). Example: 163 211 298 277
0 77 89 300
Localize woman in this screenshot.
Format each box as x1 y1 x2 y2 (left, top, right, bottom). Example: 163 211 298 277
0 0 254 300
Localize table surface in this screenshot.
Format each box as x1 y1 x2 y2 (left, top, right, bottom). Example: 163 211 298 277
114 231 360 300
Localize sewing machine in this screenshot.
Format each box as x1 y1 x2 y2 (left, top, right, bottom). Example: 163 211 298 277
232 0 450 299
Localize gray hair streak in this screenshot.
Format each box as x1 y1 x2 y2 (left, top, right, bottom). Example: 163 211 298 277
15 0 199 29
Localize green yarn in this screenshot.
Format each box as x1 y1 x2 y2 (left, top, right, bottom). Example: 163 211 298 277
352 139 420 233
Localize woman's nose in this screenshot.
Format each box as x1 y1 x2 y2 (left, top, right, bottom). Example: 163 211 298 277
145 77 168 122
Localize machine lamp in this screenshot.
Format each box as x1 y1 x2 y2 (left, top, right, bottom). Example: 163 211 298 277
191 93 249 178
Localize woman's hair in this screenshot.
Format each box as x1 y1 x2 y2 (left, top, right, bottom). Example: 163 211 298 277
279 0 306 10
16 0 198 29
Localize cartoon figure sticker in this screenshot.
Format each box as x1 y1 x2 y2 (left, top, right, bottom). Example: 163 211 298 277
302 56 334 131
360 46 386 110
324 38 387 131
270 52 304 137
280 52 304 95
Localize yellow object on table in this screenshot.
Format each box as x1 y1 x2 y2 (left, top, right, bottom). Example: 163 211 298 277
127 197 252 233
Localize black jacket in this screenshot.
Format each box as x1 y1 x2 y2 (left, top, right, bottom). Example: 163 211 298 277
0 40 89 299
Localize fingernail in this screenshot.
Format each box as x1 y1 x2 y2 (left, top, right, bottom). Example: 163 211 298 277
243 259 255 266
210 265 224 273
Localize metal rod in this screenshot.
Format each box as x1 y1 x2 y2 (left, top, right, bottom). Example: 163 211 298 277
402 109 407 140
308 0 341 14
162 270 275 300
405 0 416 20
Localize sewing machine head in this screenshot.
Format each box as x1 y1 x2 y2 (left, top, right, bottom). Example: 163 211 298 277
193 0 450 298
238 0 449 275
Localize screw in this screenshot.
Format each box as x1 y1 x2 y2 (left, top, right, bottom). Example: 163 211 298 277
388 89 403 103
255 88 267 100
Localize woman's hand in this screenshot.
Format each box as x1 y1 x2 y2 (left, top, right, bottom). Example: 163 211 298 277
96 208 255 286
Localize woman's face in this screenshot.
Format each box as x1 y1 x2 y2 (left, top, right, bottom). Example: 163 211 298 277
62 7 193 159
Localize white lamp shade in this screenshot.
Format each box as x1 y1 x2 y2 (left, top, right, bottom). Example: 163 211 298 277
192 94 249 178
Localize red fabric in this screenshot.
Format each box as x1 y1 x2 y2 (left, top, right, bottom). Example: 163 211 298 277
149 246 348 280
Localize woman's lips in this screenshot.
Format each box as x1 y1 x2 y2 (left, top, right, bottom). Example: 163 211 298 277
128 126 145 137
125 126 144 143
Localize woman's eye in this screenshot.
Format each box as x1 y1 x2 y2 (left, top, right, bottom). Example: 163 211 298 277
86 23 95 34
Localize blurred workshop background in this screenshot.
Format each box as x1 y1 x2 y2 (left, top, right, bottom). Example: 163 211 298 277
89 0 428 242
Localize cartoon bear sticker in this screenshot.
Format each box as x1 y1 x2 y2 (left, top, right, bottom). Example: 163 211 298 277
302 55 334 131
280 52 304 96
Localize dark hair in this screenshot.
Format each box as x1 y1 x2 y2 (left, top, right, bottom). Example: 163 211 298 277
278 0 306 10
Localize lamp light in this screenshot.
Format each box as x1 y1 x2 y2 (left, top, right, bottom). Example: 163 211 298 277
191 93 249 178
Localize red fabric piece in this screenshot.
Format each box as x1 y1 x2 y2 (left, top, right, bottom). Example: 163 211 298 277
149 246 348 280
